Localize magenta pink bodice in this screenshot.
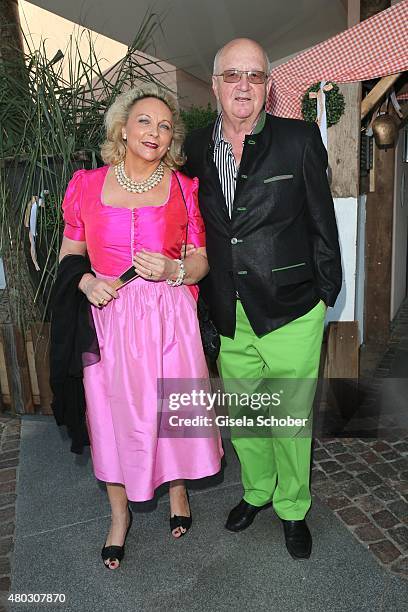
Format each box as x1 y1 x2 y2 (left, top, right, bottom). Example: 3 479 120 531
62 166 205 284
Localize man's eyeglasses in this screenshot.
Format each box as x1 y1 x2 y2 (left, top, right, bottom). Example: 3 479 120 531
214 70 268 84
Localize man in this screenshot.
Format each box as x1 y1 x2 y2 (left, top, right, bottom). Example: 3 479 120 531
183 38 342 559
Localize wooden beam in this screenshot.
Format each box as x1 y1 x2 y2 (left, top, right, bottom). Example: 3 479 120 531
347 0 361 27
361 73 401 120
0 324 34 413
328 82 361 197
324 321 360 379
26 328 41 405
30 322 53 415
322 322 360 432
0 332 11 406
364 144 395 342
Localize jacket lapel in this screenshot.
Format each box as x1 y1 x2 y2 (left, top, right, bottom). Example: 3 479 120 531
203 129 230 225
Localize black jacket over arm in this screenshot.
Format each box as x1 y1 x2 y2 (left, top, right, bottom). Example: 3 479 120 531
183 113 342 338
49 255 99 454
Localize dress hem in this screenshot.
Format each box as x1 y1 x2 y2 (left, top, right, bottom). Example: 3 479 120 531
93 457 224 503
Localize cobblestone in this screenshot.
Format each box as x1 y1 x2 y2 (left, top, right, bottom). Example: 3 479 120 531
388 526 408 550
355 495 385 514
319 460 342 474
388 500 408 523
326 495 350 510
345 461 367 474
369 540 401 564
361 450 381 465
337 506 370 526
357 471 383 488
330 470 353 483
0 413 20 595
354 524 384 542
390 556 408 574
341 480 368 500
372 510 400 529
370 463 398 479
1 298 408 592
0 538 12 556
372 485 400 503
313 297 408 579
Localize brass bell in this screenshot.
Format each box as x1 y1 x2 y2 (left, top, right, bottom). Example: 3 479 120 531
372 113 398 149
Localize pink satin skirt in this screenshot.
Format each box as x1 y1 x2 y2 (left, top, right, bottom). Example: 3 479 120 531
83 276 223 501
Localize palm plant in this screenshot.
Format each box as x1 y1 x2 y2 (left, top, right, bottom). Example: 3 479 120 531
0 12 166 329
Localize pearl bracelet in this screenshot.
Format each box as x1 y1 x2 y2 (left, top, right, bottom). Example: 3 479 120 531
166 258 185 286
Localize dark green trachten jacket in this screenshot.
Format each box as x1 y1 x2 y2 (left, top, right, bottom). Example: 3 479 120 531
183 111 342 338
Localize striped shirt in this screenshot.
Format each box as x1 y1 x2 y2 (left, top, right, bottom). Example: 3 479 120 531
212 111 265 299
213 114 238 218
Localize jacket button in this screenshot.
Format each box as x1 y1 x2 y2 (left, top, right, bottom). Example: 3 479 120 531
231 237 238 245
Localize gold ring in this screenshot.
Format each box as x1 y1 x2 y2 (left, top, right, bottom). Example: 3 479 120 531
149 270 153 277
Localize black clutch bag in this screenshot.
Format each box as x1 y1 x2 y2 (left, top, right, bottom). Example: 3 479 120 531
173 172 220 362
197 294 220 362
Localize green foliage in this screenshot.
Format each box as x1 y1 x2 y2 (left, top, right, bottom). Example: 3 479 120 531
181 104 217 134
301 82 345 127
0 13 166 327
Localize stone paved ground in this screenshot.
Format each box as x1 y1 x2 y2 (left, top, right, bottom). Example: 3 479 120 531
0 414 20 605
312 436 408 577
314 298 408 579
0 288 19 610
0 297 407 603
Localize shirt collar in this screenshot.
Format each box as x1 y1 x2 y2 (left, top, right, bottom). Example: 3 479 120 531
212 109 266 147
213 113 225 148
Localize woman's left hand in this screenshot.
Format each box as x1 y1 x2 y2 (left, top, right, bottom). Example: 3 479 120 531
133 249 179 282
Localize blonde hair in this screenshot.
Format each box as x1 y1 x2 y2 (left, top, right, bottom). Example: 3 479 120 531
101 83 185 168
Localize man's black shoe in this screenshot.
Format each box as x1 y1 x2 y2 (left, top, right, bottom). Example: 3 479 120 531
280 519 312 559
225 499 271 532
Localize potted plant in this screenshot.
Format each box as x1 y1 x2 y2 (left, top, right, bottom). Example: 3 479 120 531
0 13 165 328
0 14 171 413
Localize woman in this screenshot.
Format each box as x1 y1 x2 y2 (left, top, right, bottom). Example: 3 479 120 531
58 83 223 569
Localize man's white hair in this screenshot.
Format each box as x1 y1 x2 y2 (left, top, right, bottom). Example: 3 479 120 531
213 40 271 75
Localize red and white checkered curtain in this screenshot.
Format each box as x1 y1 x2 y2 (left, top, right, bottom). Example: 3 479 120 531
266 1 408 119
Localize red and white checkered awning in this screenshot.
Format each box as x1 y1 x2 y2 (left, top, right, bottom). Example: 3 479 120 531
267 1 408 119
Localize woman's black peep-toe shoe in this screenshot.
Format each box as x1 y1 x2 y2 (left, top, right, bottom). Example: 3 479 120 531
170 514 192 538
170 493 192 538
101 506 133 570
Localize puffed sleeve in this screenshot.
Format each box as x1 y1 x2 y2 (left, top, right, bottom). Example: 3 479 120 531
62 170 86 241
186 177 206 248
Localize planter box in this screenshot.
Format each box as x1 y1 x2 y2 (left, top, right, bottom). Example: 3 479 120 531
0 323 34 414
0 322 53 415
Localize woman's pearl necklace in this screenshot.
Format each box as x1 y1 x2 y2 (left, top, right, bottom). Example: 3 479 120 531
114 160 164 193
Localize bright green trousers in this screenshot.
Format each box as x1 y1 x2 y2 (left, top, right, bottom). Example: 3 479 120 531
217 300 326 520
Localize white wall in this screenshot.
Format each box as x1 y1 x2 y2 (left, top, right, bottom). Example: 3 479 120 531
325 197 358 326
391 128 408 319
355 195 367 343
19 0 128 78
19 1 210 108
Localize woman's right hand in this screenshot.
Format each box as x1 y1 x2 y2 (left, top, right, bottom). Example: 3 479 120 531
79 273 118 307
